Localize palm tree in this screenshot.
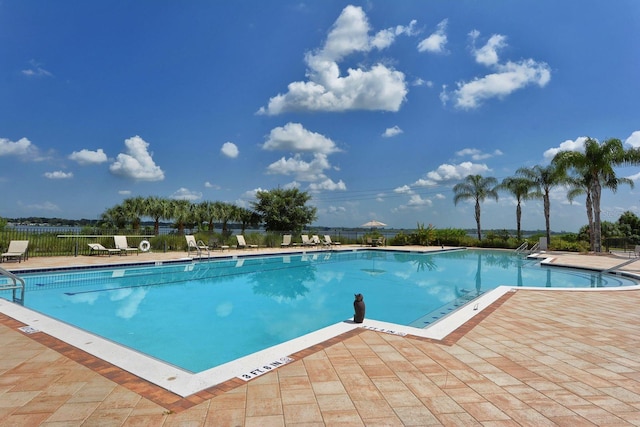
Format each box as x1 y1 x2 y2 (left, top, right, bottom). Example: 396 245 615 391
145 196 171 235
198 201 219 232
215 202 236 237
516 164 566 248
100 205 128 230
453 174 499 241
565 172 596 251
237 207 260 233
553 137 640 252
498 176 537 240
169 199 194 235
121 196 146 232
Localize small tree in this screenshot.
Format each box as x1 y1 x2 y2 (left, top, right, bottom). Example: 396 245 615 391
252 188 317 234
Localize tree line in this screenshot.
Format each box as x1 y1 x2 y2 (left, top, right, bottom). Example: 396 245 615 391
98 188 317 236
453 137 640 252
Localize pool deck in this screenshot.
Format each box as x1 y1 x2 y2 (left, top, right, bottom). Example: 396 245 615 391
2 246 640 426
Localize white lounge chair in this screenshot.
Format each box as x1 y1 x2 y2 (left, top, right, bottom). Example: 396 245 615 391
88 243 120 256
236 235 258 249
323 235 341 247
301 235 315 246
114 235 139 255
186 235 210 256
311 235 322 245
281 234 292 247
1 240 29 263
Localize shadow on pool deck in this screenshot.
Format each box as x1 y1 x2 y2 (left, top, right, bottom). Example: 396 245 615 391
1 248 640 425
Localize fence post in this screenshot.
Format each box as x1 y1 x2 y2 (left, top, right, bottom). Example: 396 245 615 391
74 239 78 257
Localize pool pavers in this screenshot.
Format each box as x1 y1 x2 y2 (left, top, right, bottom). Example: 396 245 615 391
2 249 640 425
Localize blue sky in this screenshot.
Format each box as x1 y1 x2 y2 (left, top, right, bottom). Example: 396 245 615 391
1 1 639 232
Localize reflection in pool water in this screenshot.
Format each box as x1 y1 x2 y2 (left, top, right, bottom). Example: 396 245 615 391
2 249 634 372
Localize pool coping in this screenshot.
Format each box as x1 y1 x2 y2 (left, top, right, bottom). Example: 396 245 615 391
2 248 640 410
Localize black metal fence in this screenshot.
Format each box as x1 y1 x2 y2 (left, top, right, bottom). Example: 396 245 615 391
0 227 371 258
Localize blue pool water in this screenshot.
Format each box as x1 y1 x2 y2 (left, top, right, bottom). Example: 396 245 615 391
1 249 635 372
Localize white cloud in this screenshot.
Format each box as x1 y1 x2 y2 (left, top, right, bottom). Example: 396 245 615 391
69 148 108 165
382 126 403 138
397 194 433 211
412 78 433 87
625 130 640 148
414 162 491 186
258 5 410 115
266 153 331 182
118 190 131 195
442 31 551 110
543 136 588 160
263 123 339 154
204 181 221 189
470 31 507 66
21 60 52 77
417 19 448 53
445 59 551 110
44 171 73 179
109 135 165 181
394 185 413 194
308 178 347 192
170 187 202 201
435 193 446 200
20 200 60 211
221 142 239 158
0 137 37 157
456 148 503 161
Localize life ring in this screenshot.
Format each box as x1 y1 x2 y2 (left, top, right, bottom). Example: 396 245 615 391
139 240 151 252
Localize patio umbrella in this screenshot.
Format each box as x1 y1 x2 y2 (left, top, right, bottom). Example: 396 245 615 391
361 220 387 228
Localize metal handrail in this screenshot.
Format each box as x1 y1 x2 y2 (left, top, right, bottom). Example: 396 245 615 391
528 242 540 254
0 266 25 304
515 241 528 255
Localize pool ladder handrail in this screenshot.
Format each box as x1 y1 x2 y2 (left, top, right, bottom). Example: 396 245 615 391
515 241 528 255
0 266 25 304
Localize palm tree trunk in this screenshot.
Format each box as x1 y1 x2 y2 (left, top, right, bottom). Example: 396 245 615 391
475 200 482 240
544 192 551 246
516 203 522 240
592 181 602 252
585 192 594 251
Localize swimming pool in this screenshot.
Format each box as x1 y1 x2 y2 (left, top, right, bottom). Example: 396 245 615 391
1 249 635 375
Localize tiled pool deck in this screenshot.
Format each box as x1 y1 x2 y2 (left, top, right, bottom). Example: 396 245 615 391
2 246 640 426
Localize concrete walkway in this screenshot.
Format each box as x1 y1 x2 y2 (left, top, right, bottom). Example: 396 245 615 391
1 248 640 426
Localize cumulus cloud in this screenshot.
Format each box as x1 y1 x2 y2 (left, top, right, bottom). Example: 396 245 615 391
170 187 202 201
625 130 640 148
44 171 73 179
308 178 347 192
266 153 331 182
221 142 239 158
394 185 413 194
258 5 410 115
441 31 551 110
456 148 503 161
263 123 339 154
109 135 165 181
414 162 491 186
396 194 433 211
0 137 37 157
382 126 403 138
543 136 588 160
68 148 108 165
417 19 448 53
469 30 506 66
